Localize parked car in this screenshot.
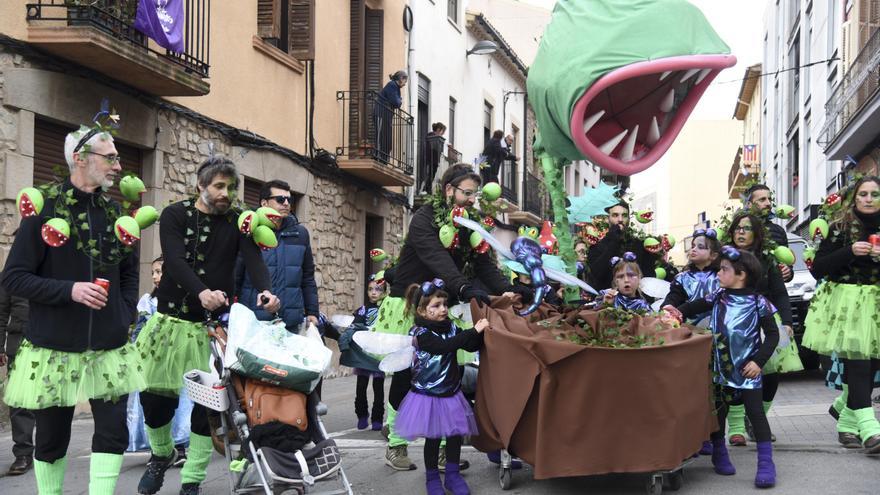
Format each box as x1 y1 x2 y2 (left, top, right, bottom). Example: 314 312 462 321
785 234 820 370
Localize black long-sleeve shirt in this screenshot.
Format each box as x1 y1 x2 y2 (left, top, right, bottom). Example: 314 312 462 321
389 205 509 301
587 225 656 290
755 256 792 326
156 201 271 322
810 213 880 285
1 180 139 352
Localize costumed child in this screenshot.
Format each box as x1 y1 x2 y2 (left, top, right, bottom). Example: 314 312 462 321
664 247 779 488
598 252 650 311
352 274 387 431
662 229 721 326
802 175 880 453
394 279 485 495
723 211 802 446
127 256 193 466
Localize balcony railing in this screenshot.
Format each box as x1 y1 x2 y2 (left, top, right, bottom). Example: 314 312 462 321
26 0 210 78
445 144 462 167
336 90 414 179
821 26 880 148
522 170 544 217
500 157 518 204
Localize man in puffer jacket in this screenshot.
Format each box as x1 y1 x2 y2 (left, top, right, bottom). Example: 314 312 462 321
236 179 319 330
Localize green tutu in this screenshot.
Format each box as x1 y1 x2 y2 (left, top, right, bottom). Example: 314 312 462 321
3 340 145 409
764 313 804 374
136 312 211 396
373 296 477 365
803 282 880 360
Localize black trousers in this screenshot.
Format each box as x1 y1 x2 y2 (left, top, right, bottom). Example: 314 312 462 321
711 386 772 443
389 369 412 410
7 353 35 457
34 397 128 463
355 374 385 422
140 390 211 437
843 358 880 409
761 372 780 402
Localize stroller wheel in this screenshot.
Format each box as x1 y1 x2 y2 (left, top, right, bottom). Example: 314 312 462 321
499 467 512 490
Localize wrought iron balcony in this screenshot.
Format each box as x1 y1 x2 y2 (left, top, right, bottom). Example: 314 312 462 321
509 169 543 225
500 157 518 204
336 90 415 187
821 26 880 157
25 0 210 95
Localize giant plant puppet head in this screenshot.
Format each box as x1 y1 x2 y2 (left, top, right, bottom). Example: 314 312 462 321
528 0 736 175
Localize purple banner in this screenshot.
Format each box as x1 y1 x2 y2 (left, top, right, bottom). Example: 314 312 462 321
134 0 185 53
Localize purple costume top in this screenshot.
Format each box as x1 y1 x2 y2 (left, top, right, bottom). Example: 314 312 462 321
599 289 650 312
671 269 719 324
704 289 778 389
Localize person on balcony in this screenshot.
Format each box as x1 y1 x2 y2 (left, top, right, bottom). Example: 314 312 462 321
421 122 447 195
480 130 517 185
375 70 408 163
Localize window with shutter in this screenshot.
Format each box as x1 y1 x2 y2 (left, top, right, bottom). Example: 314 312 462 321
258 0 281 40
258 0 314 60
33 118 143 206
289 0 315 60
244 177 264 210
364 8 384 94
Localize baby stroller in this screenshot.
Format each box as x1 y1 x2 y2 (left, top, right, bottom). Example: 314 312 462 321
184 304 353 495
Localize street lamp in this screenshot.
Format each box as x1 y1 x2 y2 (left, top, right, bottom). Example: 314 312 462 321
466 40 498 56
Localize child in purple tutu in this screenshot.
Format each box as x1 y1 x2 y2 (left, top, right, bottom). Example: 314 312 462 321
352 274 387 430
395 279 487 495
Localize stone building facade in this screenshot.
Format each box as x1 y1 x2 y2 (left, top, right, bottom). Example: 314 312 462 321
0 38 407 353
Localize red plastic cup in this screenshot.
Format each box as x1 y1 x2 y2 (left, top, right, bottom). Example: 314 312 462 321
869 234 880 247
93 278 110 293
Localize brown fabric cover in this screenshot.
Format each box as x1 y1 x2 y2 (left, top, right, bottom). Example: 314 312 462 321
470 298 715 479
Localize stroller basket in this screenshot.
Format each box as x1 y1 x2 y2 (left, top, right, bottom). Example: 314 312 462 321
184 369 230 412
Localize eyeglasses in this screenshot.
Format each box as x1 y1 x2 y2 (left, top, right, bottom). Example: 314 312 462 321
88 152 120 164
453 186 480 199
693 228 717 239
721 246 741 260
610 251 637 267
266 195 292 204
734 225 753 233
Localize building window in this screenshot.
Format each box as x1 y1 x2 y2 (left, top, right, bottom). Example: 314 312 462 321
257 0 315 60
804 10 812 98
511 124 520 157
787 34 800 127
448 97 456 147
244 177 264 210
787 130 800 212
483 100 493 146
448 0 458 24
827 0 839 58
803 113 811 207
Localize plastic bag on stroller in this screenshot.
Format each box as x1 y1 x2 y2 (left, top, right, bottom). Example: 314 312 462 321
225 303 332 393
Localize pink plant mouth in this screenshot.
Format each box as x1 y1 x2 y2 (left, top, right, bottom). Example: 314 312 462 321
569 54 736 176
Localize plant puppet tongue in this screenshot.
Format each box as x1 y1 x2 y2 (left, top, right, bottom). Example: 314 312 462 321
41 218 70 247
114 216 141 246
17 187 44 218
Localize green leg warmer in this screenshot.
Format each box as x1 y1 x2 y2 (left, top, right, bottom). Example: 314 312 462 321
853 407 880 443
34 457 67 495
762 400 773 417
89 452 124 495
180 433 214 485
838 407 860 434
386 404 408 448
727 404 746 438
831 385 848 415
146 422 175 458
